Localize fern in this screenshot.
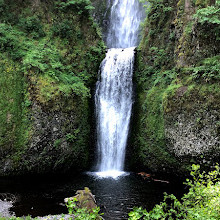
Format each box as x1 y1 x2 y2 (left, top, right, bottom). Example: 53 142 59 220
194 3 220 24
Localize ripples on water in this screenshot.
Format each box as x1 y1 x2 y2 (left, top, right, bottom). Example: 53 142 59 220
0 173 184 219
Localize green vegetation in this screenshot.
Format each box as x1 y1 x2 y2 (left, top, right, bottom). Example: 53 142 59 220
0 0 105 175
66 198 103 220
131 0 220 173
18 16 46 39
188 55 220 81
194 0 220 24
55 0 95 15
0 59 30 158
128 164 220 220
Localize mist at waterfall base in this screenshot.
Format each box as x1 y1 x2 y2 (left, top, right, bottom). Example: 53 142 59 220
1 173 184 220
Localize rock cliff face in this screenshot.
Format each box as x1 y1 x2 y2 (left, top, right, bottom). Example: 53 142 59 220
130 0 220 174
0 0 105 176
1 0 219 176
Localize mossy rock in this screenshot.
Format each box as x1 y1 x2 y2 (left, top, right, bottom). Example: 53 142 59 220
0 0 105 176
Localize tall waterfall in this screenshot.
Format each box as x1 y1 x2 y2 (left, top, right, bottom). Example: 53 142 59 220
96 47 135 173
95 0 145 178
106 0 145 48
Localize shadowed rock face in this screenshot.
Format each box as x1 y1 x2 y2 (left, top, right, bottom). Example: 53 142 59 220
91 0 111 43
165 111 220 157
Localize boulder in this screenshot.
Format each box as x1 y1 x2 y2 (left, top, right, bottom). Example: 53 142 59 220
65 187 97 211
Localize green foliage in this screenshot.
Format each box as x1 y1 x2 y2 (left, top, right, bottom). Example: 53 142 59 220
23 40 63 75
0 0 104 103
66 129 79 142
135 47 173 85
23 39 90 99
55 0 94 15
149 47 168 69
0 0 104 173
54 139 62 148
188 55 220 81
144 0 173 25
134 0 220 172
128 164 220 220
18 16 45 39
0 0 9 21
0 0 5 14
135 81 180 170
66 198 103 220
153 69 177 86
0 24 25 60
194 1 220 24
133 43 181 171
0 59 30 156
52 19 76 38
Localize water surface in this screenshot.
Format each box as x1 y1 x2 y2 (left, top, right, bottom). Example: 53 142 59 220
0 173 184 219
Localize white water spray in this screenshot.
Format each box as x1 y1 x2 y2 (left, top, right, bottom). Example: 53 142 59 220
106 0 145 48
95 0 145 178
96 47 135 174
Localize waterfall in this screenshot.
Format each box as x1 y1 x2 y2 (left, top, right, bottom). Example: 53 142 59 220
96 47 135 174
106 0 145 48
95 0 145 178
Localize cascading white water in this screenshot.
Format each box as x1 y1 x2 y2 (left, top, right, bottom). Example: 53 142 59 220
95 0 145 178
95 47 135 176
106 0 145 48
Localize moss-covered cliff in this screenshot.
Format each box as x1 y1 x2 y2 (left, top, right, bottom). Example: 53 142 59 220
0 0 105 176
130 0 220 174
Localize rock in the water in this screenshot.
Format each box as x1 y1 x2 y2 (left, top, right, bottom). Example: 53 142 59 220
0 199 15 217
65 187 97 211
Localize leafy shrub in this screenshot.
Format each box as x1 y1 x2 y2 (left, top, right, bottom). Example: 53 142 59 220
136 47 175 86
54 139 62 148
52 19 75 38
146 0 172 24
18 16 45 39
153 69 177 86
149 47 169 68
66 129 79 142
194 1 220 24
189 55 220 81
0 24 25 60
23 40 90 99
23 40 64 75
66 198 103 220
55 0 94 15
0 0 5 14
128 164 220 219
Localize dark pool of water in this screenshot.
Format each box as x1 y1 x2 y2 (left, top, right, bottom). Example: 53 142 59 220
0 172 184 219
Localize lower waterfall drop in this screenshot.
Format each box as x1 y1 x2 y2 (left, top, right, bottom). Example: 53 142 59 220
95 47 135 178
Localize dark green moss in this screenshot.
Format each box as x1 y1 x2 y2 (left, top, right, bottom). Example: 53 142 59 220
0 0 105 175
0 60 30 158
131 0 220 175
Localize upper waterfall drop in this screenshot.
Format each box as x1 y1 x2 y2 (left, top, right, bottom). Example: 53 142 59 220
106 0 146 48
95 0 145 178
